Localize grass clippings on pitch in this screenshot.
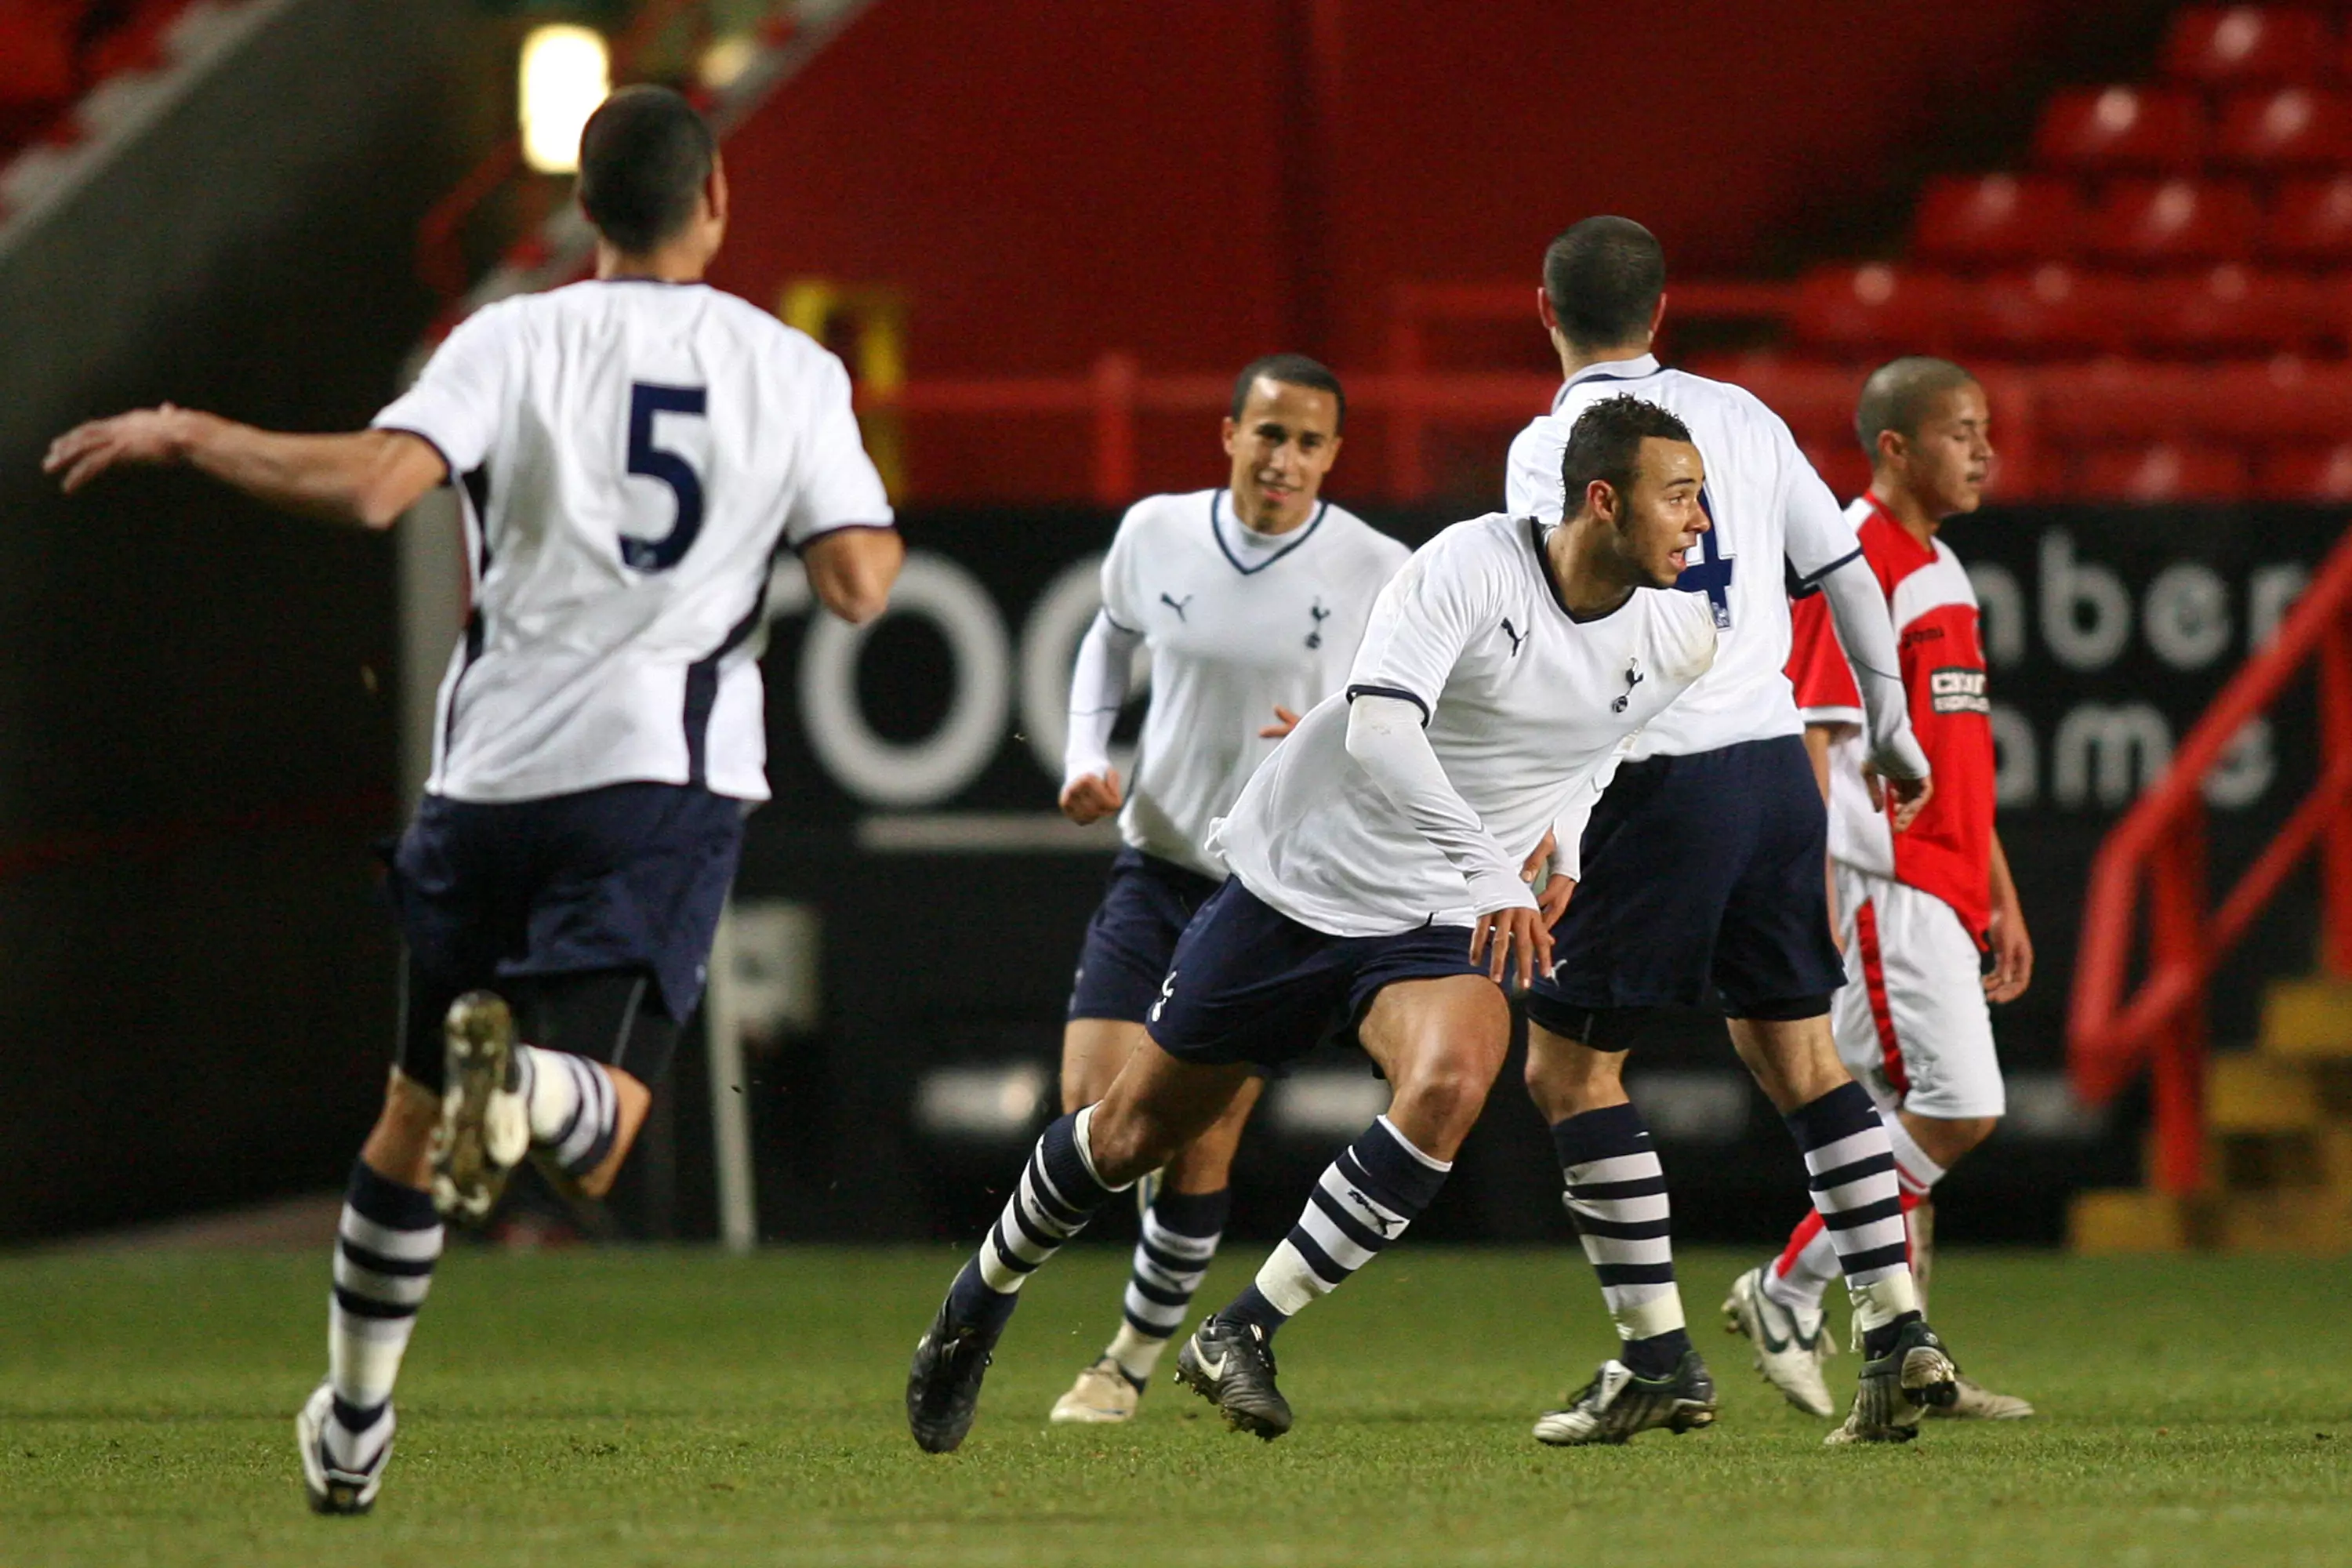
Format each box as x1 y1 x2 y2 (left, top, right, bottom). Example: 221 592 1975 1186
2 1245 2348 1566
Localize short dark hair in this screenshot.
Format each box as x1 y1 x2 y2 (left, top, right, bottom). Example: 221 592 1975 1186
578 85 716 254
1542 216 1666 350
1229 353 1345 430
1559 394 1694 515
1856 356 1979 457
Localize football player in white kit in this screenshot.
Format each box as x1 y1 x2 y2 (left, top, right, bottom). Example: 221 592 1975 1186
909 395 1719 1454
1501 219 1962 1446
45 88 902 1512
1047 355 1408 1424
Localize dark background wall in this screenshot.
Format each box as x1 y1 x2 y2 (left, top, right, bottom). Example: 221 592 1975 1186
0 1 491 1240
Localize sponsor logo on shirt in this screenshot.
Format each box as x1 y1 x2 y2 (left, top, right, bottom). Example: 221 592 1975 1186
1929 666 1990 715
1499 617 1528 657
1160 591 1193 621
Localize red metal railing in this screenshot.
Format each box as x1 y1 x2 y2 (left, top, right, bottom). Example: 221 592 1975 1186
2069 524 2352 1193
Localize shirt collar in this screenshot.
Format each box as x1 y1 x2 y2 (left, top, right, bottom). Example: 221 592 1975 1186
1551 353 1664 413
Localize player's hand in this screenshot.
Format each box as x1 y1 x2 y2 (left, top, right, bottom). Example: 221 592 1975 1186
1258 705 1303 739
1471 904 1553 992
44 405 192 493
1520 829 1575 925
1864 766 1934 833
1984 898 2034 1004
1058 769 1122 826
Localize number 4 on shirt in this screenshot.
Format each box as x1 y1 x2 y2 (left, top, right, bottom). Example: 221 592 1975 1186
622 382 706 572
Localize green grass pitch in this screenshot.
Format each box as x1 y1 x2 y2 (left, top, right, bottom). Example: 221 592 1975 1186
2 1244 2349 1566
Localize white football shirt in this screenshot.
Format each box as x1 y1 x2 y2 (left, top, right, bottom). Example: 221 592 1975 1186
1098 489 1409 877
373 278 892 804
1210 514 1719 936
1504 354 1860 760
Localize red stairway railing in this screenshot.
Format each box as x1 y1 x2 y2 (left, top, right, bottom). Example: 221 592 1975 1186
2069 523 2352 1193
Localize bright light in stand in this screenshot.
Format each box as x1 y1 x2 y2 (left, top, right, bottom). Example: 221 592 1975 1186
519 24 610 175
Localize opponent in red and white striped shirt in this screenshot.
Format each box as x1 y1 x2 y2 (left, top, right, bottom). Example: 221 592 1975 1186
1722 358 2037 1426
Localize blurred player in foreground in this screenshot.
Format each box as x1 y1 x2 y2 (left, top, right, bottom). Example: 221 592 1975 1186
45 86 902 1514
1048 356 1407 1424
1725 357 2034 1422
907 397 1717 1453
1505 218 1959 1446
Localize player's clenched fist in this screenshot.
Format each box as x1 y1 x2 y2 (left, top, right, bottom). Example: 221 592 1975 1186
1058 769 1123 826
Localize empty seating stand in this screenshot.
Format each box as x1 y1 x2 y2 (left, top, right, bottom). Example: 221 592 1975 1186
1765 5 2352 499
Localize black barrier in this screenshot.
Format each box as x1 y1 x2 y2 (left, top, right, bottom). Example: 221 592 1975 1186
724 501 2344 1248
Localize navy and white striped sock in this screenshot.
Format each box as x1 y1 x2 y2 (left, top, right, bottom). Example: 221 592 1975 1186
326 1161 441 1469
1106 1186 1229 1382
1553 1102 1690 1378
1218 1116 1450 1340
1784 1082 1920 1355
515 1044 618 1178
947 1107 1127 1335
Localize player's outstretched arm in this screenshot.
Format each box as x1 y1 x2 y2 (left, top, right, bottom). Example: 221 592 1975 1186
45 405 443 529
801 526 902 625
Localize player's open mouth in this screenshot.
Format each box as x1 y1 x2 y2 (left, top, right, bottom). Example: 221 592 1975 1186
1668 548 1687 572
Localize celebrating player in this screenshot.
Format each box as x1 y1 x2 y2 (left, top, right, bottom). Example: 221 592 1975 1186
1504 218 1961 1446
1724 357 2034 1423
907 395 1719 1453
45 87 902 1512
1047 355 1408 1425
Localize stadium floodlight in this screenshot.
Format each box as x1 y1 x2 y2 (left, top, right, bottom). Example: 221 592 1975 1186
519 24 611 175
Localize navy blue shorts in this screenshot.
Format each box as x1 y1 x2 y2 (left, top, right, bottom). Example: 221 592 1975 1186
1528 734 1843 1032
1143 878 1489 1071
1068 848 1224 1022
385 782 745 1086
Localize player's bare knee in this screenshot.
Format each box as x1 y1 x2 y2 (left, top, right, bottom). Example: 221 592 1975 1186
1079 1101 1174 1188
1391 1048 1499 1150
1523 1026 1625 1120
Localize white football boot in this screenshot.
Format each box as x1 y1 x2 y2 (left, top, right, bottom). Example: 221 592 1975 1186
296 1381 393 1515
430 990 529 1222
1721 1265 1835 1418
1050 1356 1144 1424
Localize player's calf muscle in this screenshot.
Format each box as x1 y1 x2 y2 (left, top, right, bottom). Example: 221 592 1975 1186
360 1069 440 1189
568 1065 653 1198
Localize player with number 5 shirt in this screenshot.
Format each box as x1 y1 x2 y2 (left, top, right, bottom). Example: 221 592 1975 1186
45 85 903 1515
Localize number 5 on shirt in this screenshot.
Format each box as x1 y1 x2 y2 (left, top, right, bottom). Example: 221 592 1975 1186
621 382 706 572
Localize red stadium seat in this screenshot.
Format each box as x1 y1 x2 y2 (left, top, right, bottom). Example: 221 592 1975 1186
2215 87 2352 169
1910 175 2085 265
2087 180 2263 264
2072 442 2250 500
2263 174 2352 260
1961 266 2116 356
1802 442 1873 503
2162 7 2335 86
2034 87 2209 173
2256 441 2352 498
1791 266 1962 354
2139 265 2330 353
